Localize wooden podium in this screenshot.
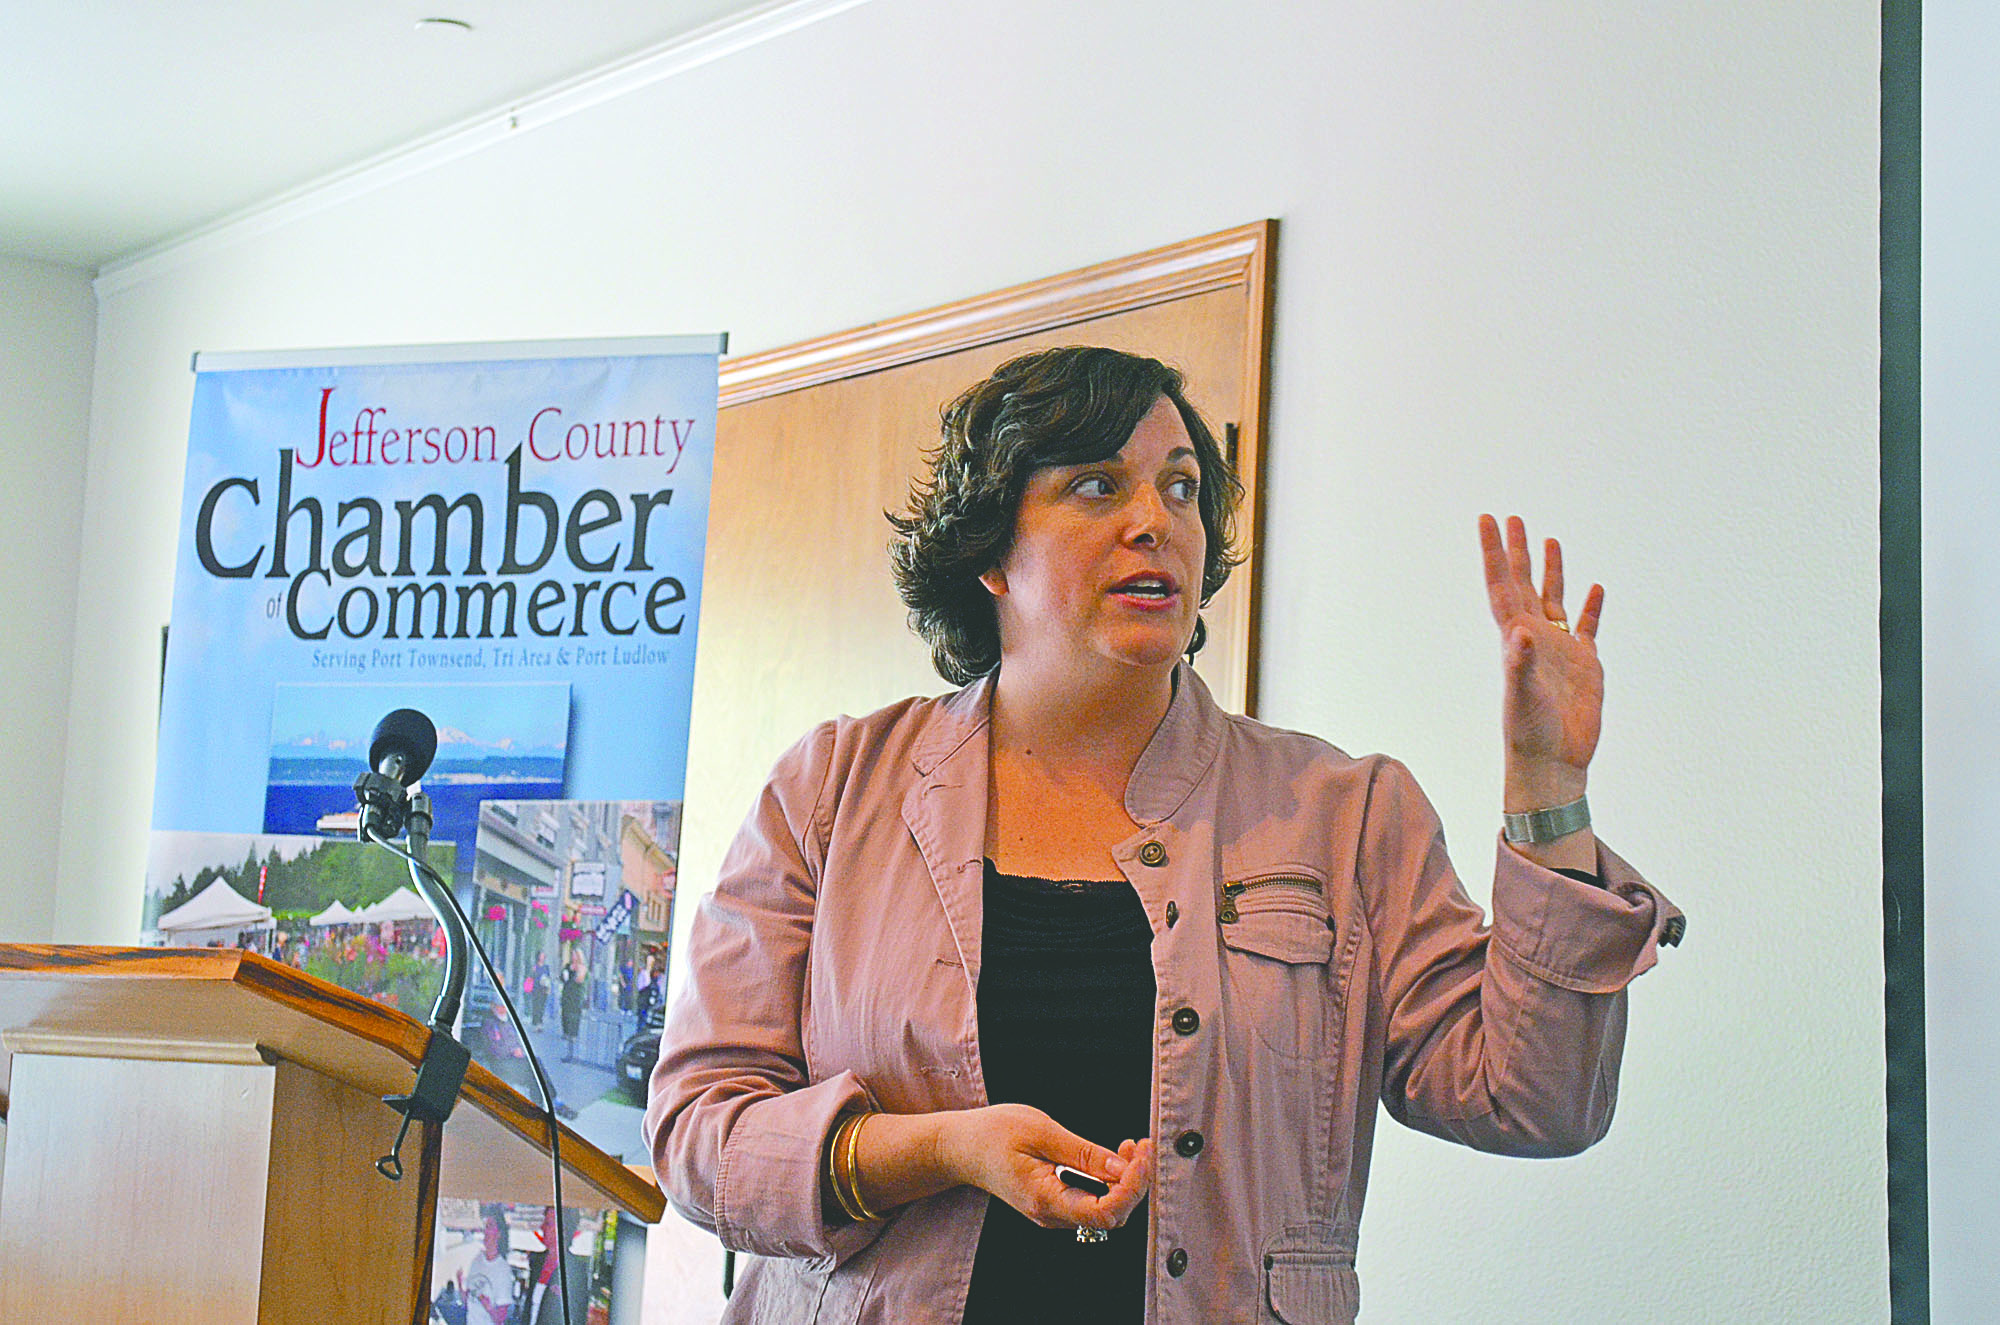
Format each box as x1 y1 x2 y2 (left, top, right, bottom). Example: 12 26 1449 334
0 945 665 1323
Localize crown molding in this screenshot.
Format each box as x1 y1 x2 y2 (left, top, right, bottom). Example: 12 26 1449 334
93 0 878 298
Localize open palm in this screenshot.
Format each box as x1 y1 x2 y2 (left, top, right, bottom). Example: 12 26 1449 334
1479 514 1603 785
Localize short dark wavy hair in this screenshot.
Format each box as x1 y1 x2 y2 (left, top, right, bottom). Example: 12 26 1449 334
888 346 1244 685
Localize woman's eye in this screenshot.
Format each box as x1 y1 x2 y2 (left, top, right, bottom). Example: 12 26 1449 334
1169 476 1200 501
1073 475 1114 497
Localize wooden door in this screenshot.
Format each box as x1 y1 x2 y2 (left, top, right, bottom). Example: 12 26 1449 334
682 222 1275 879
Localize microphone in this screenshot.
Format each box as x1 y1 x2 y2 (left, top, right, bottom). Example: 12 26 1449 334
353 708 438 841
370 707 438 782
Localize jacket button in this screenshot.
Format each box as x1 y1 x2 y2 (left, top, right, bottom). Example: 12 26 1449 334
1171 1007 1200 1035
1165 901 1179 928
1174 1130 1204 1158
1166 1247 1189 1277
1139 841 1168 867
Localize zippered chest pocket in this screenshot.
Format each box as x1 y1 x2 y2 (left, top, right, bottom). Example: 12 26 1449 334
1221 871 1335 964
1218 868 1337 1063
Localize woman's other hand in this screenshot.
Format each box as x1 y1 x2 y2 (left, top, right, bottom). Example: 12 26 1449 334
1478 514 1604 814
942 1104 1154 1231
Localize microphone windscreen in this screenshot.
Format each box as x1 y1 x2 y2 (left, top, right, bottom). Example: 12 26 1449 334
370 708 439 783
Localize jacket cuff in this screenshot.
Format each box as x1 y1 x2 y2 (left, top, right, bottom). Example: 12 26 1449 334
1489 835 1685 994
713 1069 884 1262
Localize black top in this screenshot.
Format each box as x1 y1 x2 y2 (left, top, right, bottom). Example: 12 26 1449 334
961 861 1156 1325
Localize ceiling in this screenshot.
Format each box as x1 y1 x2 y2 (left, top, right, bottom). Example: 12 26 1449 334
1 0 777 270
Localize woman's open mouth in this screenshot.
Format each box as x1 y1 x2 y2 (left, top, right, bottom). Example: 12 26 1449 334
1108 573 1181 609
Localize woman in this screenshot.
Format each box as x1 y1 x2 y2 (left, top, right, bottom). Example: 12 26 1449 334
645 347 1682 1323
527 952 552 1031
633 950 667 1027
559 950 587 1063
462 1205 516 1325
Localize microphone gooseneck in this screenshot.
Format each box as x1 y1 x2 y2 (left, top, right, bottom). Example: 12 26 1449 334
351 707 466 1030
349 704 576 1319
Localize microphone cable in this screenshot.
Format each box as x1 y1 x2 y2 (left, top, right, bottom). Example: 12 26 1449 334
363 823 575 1325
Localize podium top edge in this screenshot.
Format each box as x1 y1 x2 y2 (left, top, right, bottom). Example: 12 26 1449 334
0 942 258 978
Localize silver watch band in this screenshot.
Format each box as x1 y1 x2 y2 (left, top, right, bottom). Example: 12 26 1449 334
1502 794 1591 844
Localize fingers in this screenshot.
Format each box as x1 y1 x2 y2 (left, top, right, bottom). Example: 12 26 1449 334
1575 583 1605 640
1541 537 1566 622
1478 514 1523 624
1505 515 1534 595
1022 1122 1154 1230
1479 514 1543 622
1481 515 1594 633
1063 1138 1154 1231
1107 1138 1155 1221
996 1109 1135 1229
1038 1117 1123 1182
1039 1176 1134 1230
969 1107 1164 1233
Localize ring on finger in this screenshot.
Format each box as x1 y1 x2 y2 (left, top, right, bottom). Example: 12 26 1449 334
1548 616 1571 633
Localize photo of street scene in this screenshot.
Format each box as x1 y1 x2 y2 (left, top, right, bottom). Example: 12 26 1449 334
429 1198 626 1325
466 798 680 1166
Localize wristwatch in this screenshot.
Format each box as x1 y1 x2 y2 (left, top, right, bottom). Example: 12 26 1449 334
1502 794 1591 844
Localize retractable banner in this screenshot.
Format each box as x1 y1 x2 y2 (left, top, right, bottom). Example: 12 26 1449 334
143 337 720 1204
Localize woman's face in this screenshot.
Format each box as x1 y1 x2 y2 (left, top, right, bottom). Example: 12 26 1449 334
979 396 1207 682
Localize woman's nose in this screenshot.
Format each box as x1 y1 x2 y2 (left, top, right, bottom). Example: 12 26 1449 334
1126 487 1170 546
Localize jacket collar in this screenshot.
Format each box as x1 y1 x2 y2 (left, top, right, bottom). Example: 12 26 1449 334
906 662 1225 817
1126 664 1226 825
908 671 994 777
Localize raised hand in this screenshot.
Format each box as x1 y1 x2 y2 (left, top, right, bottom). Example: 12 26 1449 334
943 1103 1153 1232
1478 514 1604 812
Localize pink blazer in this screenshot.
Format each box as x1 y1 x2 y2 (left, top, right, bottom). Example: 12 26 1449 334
644 667 1682 1324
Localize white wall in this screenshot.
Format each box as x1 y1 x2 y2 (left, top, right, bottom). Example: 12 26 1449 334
0 254 94 943
1924 3 1996 1316
62 0 1885 1319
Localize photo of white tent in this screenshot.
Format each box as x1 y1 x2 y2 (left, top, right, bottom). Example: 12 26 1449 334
307 899 360 927
154 877 275 946
348 888 435 925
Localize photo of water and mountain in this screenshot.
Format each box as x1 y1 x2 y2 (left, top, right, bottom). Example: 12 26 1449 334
260 680 570 895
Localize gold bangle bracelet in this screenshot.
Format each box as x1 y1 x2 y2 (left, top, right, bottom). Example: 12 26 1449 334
844 1111 882 1222
838 1110 883 1222
826 1113 868 1223
838 1112 869 1221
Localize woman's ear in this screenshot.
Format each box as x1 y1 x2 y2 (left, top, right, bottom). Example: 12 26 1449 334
978 565 1007 597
